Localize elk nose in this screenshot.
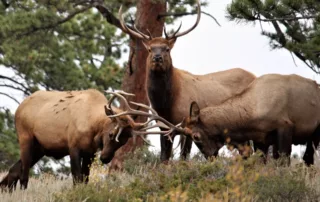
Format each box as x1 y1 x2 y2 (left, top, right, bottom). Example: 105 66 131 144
153 55 163 63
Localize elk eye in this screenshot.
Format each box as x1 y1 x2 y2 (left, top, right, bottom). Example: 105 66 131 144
148 48 151 53
192 133 201 142
109 133 114 140
166 47 170 52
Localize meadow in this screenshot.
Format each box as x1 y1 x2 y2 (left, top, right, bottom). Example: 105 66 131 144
1 147 320 202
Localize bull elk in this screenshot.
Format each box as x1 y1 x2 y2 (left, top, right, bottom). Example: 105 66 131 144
0 89 153 191
160 74 320 165
118 0 256 162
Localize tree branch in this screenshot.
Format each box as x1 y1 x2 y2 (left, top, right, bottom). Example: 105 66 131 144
158 11 221 26
17 5 93 38
0 75 31 95
0 92 20 104
256 15 317 22
0 84 28 94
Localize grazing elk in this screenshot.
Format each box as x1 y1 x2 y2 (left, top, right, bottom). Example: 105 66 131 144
160 74 320 165
0 89 151 191
118 0 256 162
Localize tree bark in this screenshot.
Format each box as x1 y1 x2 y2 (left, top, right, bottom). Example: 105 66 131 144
109 0 166 171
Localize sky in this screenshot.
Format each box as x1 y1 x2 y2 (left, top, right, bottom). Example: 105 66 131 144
2 0 319 159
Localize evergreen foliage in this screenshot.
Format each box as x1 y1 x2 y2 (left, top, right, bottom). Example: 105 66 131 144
227 0 320 73
0 0 207 173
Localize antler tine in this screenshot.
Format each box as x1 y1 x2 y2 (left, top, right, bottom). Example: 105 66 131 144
129 101 158 115
140 123 170 131
170 21 182 39
170 0 201 39
105 91 133 111
115 125 123 142
118 6 150 40
164 25 169 39
139 134 155 147
133 129 174 143
133 24 151 40
146 29 153 39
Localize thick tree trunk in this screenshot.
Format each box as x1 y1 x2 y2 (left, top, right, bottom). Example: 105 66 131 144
110 0 166 171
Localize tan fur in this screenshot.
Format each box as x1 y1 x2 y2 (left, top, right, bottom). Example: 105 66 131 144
184 74 320 165
15 89 111 153
144 37 256 161
1 89 135 191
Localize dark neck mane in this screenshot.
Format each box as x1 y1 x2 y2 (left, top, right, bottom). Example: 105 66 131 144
147 67 174 119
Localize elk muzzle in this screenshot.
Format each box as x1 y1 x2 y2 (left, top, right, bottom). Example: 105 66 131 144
100 152 114 164
152 54 163 63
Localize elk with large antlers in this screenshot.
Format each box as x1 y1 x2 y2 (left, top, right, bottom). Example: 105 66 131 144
0 89 151 191
118 0 256 162
159 74 320 165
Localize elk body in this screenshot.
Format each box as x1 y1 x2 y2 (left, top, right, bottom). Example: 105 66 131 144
118 0 256 162
176 74 320 165
0 89 145 191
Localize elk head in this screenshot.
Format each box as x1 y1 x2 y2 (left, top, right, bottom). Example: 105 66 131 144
100 90 179 163
155 101 225 159
100 90 187 164
118 0 201 72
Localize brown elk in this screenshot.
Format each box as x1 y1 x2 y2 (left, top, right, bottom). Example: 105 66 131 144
118 0 256 162
0 89 152 191
160 74 320 165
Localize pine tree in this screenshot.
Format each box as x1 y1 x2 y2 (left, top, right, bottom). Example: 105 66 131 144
0 0 209 172
227 0 320 73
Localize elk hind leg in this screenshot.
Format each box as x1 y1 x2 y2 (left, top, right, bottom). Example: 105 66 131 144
276 127 293 166
20 138 44 189
0 160 22 192
303 125 320 166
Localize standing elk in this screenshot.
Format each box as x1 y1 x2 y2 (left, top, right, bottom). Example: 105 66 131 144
0 89 152 191
118 0 256 162
159 74 320 165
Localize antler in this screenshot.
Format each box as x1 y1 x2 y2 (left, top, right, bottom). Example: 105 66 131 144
105 90 188 142
165 0 201 39
118 6 151 40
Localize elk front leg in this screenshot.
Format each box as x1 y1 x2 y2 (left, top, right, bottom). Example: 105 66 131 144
81 154 95 184
70 149 82 184
160 130 175 163
180 135 192 160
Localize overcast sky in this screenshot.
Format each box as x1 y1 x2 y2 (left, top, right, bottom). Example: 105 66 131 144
2 0 318 158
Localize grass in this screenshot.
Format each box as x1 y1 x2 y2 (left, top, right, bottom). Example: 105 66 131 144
1 147 320 202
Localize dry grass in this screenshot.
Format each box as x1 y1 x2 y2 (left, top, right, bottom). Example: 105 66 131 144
1 149 320 202
0 172 72 202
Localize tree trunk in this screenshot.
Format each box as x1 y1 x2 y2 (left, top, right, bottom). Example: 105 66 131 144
109 0 166 171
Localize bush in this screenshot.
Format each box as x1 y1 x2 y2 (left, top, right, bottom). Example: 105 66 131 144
51 150 320 202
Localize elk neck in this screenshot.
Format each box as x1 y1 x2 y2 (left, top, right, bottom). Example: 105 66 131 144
201 97 253 133
146 66 176 119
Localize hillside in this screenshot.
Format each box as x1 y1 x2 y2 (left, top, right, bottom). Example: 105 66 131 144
1 148 320 202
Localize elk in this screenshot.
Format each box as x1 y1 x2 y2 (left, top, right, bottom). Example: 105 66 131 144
160 74 320 165
0 89 152 191
118 0 256 162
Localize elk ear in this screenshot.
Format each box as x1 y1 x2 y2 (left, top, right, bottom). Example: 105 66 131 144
189 101 200 122
105 105 116 122
168 38 177 49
